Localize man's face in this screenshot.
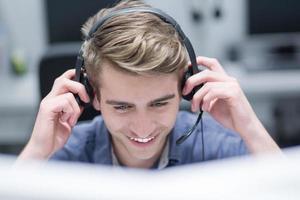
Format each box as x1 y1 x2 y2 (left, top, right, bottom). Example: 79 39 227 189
93 65 181 164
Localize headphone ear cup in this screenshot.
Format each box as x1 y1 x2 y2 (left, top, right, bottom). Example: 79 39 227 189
75 70 94 108
181 69 204 102
82 73 94 105
181 70 194 101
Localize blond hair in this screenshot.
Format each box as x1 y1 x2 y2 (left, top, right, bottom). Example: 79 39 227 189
81 0 188 92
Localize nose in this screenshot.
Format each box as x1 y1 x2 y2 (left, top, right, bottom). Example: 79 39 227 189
129 111 155 138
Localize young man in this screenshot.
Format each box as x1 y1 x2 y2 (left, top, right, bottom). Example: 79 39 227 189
18 0 280 168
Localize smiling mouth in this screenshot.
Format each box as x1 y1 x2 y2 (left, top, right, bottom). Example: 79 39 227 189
129 136 155 143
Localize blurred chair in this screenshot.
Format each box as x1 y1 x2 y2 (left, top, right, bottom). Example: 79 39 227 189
39 43 99 121
273 97 300 148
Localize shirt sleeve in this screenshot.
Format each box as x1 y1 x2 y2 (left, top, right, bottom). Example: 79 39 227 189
201 115 249 160
49 121 97 163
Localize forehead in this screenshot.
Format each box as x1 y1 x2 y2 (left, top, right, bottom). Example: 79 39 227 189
98 65 179 101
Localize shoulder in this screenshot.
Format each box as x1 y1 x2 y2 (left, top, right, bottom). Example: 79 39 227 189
201 113 249 159
64 116 107 149
170 111 248 164
70 116 106 146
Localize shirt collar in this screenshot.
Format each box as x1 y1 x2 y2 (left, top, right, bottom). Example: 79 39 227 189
167 128 181 166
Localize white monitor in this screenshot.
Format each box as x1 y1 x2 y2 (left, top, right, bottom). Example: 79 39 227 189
0 148 300 200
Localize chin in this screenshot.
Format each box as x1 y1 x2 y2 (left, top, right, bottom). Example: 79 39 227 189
129 148 158 160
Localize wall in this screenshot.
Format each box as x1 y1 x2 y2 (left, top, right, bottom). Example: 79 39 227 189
0 0 246 71
0 0 47 73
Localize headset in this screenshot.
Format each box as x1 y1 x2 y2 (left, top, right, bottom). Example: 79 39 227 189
74 7 204 152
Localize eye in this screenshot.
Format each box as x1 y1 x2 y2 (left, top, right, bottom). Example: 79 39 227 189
151 102 168 107
113 105 132 112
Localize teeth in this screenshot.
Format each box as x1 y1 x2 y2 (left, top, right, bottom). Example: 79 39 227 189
129 136 155 143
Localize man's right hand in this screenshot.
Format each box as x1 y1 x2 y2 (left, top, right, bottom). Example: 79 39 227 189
18 69 90 160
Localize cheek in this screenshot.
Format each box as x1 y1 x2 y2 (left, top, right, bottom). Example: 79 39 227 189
154 104 180 129
162 110 178 128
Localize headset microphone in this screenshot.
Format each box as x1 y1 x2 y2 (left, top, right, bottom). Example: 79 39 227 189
176 110 203 145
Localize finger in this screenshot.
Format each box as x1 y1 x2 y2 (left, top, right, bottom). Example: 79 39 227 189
50 77 90 103
201 90 221 112
45 93 78 126
57 120 72 136
202 98 218 112
190 82 211 112
60 109 72 123
59 99 74 123
191 82 233 112
183 69 232 96
198 82 238 112
196 56 226 74
61 69 76 79
70 107 84 127
58 92 82 126
65 93 82 126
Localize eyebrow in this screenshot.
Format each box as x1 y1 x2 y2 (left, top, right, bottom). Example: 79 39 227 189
149 94 176 104
105 94 176 106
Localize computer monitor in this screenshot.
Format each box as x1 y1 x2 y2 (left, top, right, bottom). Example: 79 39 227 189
247 0 300 36
1 148 300 199
244 0 300 69
44 0 120 44
246 0 300 48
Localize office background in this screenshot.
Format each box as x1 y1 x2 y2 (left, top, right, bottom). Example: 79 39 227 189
0 0 300 154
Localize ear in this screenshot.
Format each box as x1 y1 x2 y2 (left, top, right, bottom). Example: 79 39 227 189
92 93 101 111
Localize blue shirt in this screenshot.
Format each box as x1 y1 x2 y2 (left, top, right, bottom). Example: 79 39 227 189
51 111 248 167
